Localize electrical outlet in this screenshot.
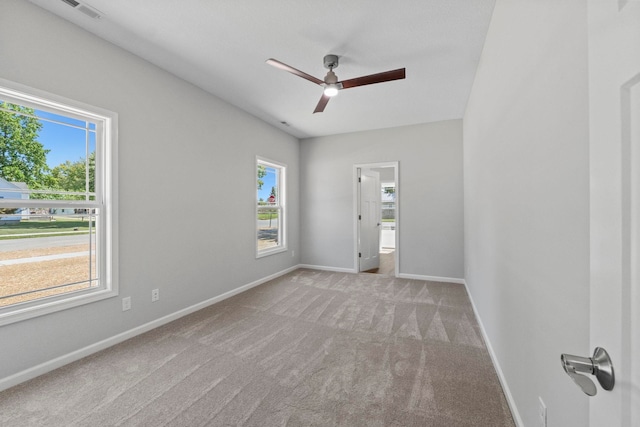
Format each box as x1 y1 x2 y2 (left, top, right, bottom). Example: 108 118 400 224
122 296 131 311
151 288 159 302
538 397 547 427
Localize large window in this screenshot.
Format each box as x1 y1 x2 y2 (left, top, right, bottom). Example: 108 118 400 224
256 157 286 257
0 79 117 325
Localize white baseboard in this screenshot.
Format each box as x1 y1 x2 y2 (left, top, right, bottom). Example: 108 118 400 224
0 265 299 393
463 280 524 427
397 273 466 284
298 265 465 286
298 264 357 274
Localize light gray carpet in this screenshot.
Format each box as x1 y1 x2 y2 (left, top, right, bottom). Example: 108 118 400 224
0 269 515 426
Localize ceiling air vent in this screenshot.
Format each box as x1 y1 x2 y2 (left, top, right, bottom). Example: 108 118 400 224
60 0 102 19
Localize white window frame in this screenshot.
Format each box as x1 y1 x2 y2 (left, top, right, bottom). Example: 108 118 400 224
256 156 286 258
0 78 118 326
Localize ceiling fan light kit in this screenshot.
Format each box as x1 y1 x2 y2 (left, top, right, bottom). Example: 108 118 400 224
323 84 339 97
266 54 405 113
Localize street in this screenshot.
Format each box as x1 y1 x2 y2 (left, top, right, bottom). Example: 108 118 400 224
0 234 90 251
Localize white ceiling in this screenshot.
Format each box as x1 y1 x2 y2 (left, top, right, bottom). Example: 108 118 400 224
28 0 496 139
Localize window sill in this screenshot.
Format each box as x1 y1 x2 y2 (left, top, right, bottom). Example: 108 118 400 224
256 246 287 259
0 287 118 327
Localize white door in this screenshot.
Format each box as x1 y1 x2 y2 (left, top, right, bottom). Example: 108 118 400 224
359 168 380 272
588 1 640 425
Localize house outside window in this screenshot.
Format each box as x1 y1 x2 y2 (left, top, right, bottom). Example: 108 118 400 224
382 184 396 223
256 157 286 257
0 79 117 325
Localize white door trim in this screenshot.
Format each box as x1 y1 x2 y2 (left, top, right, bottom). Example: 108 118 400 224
353 161 399 275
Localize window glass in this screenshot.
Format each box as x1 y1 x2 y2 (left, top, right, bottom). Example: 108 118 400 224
257 158 285 256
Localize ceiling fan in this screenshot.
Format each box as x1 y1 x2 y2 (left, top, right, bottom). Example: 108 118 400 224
266 54 406 114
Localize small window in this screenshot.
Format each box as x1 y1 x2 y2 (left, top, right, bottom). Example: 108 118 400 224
0 79 117 325
256 157 286 257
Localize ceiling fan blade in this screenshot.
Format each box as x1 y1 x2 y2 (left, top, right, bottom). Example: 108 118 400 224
266 58 324 86
313 94 331 114
340 68 406 89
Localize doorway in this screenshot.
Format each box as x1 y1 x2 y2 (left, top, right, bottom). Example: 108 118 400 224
354 162 399 276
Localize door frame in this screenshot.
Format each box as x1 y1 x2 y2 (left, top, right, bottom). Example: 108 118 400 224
353 161 399 275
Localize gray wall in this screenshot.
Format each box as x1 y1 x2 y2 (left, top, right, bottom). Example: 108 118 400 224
300 121 464 279
0 0 299 380
463 0 590 426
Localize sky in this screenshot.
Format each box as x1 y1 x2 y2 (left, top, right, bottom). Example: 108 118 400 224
36 110 95 168
258 167 277 202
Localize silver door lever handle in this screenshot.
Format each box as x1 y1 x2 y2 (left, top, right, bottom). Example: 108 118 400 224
560 347 614 396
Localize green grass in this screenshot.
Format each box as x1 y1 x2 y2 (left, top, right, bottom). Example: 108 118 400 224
257 212 279 220
0 217 95 239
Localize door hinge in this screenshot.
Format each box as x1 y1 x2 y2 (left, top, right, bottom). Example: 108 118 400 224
359 252 362 258
358 177 361 183
358 214 361 220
